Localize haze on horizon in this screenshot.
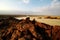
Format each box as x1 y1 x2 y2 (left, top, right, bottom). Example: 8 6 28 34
0 0 60 15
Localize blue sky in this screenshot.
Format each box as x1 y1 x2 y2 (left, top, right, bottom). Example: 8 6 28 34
0 0 60 15
0 0 52 10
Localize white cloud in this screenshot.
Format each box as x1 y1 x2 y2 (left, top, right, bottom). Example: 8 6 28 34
0 2 11 10
22 0 30 4
0 1 22 11
0 0 60 15
0 0 30 12
31 0 60 15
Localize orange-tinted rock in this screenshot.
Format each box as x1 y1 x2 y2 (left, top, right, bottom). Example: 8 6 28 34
0 17 60 40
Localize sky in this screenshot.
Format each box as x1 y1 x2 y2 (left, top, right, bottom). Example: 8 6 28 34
0 0 60 15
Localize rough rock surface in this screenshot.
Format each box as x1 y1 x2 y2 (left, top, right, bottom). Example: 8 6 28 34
0 17 60 40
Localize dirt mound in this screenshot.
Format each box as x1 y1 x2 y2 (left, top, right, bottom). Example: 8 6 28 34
0 17 60 40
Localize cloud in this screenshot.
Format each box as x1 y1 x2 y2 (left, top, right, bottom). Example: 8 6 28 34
0 1 11 10
45 0 60 15
0 0 22 11
31 0 60 15
0 0 31 12
22 0 30 4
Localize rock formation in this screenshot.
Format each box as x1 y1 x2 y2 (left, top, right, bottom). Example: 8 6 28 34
0 17 60 40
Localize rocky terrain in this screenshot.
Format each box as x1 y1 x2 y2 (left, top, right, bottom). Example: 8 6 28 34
0 17 60 40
